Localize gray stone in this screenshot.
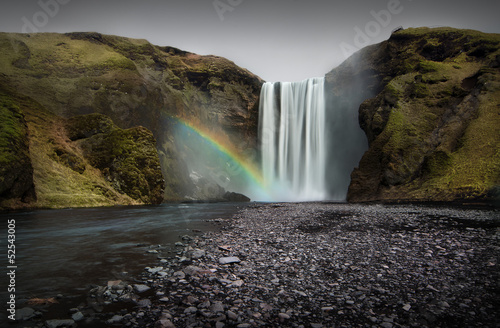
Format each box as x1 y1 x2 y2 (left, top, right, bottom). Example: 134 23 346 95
210 301 225 313
191 249 206 259
183 265 203 276
156 319 176 328
231 279 244 287
278 313 291 320
15 307 35 321
219 257 241 264
227 310 238 320
107 315 123 324
71 311 84 322
138 299 152 307
184 306 197 314
147 266 164 274
45 319 75 328
134 284 151 293
173 271 186 279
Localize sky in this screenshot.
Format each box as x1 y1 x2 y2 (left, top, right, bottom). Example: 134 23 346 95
0 0 499 82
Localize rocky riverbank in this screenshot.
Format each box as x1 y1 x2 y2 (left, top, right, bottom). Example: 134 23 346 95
14 203 499 327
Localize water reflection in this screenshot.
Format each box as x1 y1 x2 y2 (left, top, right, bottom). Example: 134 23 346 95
0 203 242 299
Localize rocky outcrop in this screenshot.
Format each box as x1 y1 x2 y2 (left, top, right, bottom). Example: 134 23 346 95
0 32 262 207
0 81 164 209
326 27 500 203
66 113 165 204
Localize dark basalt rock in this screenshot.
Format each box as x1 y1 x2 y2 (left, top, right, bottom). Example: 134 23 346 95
223 191 251 202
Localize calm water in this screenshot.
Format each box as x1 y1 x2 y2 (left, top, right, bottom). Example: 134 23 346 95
0 203 243 301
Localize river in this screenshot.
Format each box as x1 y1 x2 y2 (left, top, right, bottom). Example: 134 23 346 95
0 203 244 304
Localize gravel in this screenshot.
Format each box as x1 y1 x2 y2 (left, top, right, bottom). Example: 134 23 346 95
21 202 500 327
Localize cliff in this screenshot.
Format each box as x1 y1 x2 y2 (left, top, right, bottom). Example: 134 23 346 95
0 80 164 208
0 32 262 208
2 28 498 208
326 27 500 203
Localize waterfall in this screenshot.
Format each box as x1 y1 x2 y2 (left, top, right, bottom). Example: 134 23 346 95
258 77 327 201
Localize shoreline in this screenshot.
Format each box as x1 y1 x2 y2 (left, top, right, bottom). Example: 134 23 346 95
12 202 500 327
2 195 498 213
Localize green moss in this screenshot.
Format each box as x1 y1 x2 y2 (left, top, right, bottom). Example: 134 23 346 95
422 151 452 177
0 94 24 163
66 113 115 140
73 118 165 204
384 108 414 150
91 56 136 71
418 60 441 73
409 83 429 98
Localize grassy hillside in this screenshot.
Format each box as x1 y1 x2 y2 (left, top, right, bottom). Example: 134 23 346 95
0 32 262 208
0 79 164 209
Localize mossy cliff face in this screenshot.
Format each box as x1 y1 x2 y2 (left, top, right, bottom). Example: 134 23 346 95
0 87 36 206
0 79 164 209
66 114 165 205
0 32 262 207
327 27 500 202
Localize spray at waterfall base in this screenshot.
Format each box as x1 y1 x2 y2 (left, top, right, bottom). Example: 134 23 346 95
171 76 367 202
170 118 269 201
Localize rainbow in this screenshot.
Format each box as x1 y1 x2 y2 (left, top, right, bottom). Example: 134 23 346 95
170 117 269 198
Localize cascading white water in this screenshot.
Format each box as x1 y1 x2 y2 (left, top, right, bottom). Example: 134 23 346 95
259 77 327 201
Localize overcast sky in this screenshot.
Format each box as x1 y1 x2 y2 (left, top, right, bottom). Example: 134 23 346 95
1 0 499 82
